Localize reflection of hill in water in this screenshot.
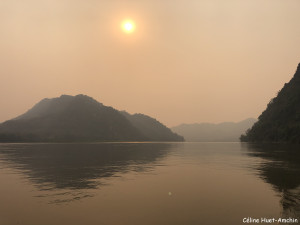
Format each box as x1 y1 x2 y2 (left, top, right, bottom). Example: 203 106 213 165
243 143 300 219
0 143 172 203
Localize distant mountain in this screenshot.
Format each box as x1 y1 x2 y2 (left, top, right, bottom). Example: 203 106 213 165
172 118 256 142
0 94 184 142
241 63 300 143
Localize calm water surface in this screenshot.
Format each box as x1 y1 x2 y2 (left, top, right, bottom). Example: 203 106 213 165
0 142 299 225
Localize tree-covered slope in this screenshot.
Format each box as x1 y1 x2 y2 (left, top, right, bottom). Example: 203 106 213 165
0 95 183 142
121 111 184 142
241 63 300 143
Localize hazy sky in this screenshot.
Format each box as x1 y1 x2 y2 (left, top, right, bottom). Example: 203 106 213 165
1 0 300 126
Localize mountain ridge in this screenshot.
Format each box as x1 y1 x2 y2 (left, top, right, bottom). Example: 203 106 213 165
172 118 256 142
0 94 184 142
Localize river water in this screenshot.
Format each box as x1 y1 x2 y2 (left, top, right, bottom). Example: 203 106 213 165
0 142 299 225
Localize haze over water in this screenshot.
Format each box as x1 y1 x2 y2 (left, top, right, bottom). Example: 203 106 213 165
0 142 299 225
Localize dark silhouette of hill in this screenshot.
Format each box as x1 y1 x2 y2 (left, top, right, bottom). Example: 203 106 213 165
171 118 256 142
0 94 183 142
241 63 300 143
121 111 184 142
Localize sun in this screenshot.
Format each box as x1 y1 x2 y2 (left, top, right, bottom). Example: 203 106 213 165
122 20 135 33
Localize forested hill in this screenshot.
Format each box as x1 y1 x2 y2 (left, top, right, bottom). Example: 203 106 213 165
0 94 184 142
121 111 184 142
241 63 300 143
